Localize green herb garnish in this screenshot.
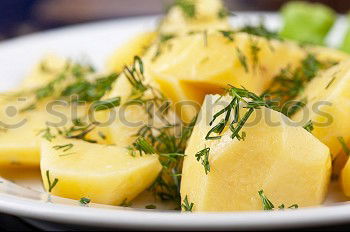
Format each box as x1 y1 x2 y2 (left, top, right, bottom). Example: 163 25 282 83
181 195 194 212
303 120 314 133
53 143 74 152
338 136 350 156
145 204 157 209
38 127 56 142
131 137 157 156
258 190 298 210
46 170 59 193
235 48 249 73
219 30 235 42
120 199 132 207
175 0 196 18
206 86 270 141
79 197 91 205
92 97 121 111
195 147 210 175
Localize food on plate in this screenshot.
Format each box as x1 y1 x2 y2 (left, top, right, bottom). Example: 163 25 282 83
292 60 350 159
280 1 336 45
106 31 157 73
0 57 117 166
159 0 230 35
180 92 331 211
41 137 161 205
2 0 350 211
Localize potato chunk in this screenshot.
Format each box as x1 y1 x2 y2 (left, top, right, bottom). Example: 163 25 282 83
40 137 162 205
0 100 107 167
292 60 350 159
341 158 350 197
180 95 331 211
147 32 309 122
106 32 157 73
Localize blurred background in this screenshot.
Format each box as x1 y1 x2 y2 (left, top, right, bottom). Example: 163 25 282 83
0 0 349 41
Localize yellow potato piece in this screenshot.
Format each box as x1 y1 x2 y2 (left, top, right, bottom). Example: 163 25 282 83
341 158 350 197
180 95 331 211
0 100 107 167
160 0 230 35
292 60 350 159
40 137 162 205
106 32 157 73
148 32 308 122
20 54 67 89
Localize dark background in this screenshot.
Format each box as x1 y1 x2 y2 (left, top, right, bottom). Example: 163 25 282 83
1 0 350 41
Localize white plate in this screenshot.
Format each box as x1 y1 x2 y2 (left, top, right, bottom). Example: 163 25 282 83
1 13 350 230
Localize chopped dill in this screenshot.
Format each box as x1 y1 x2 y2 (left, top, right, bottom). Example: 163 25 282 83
131 137 157 156
258 190 298 210
46 170 59 193
145 204 157 209
53 143 74 152
181 195 194 212
175 0 196 18
219 30 235 42
240 23 281 41
195 147 210 175
235 48 249 73
303 120 314 133
79 197 91 205
92 97 121 111
338 136 350 156
325 76 336 89
206 86 271 141
120 199 132 207
38 127 56 142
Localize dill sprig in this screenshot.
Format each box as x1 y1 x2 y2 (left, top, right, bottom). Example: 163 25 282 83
79 197 91 205
258 190 298 210
46 170 59 193
124 57 196 206
174 0 196 18
131 137 157 156
338 137 350 156
181 195 194 212
92 97 121 111
219 30 235 42
38 127 56 142
61 73 119 102
217 8 234 19
239 23 281 41
235 48 249 73
53 143 74 152
206 86 270 141
60 120 98 143
303 120 314 133
265 54 333 117
120 199 132 207
195 147 210 175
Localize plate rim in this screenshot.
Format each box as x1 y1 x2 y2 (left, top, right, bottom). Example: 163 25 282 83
1 13 350 230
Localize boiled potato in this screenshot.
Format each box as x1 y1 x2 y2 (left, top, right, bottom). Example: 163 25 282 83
106 32 157 73
20 54 67 89
148 32 308 122
160 0 230 35
180 95 331 211
341 158 350 197
40 137 162 205
0 100 107 167
292 60 350 159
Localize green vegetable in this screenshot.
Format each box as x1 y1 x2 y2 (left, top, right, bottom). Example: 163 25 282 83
280 1 336 45
341 13 350 53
